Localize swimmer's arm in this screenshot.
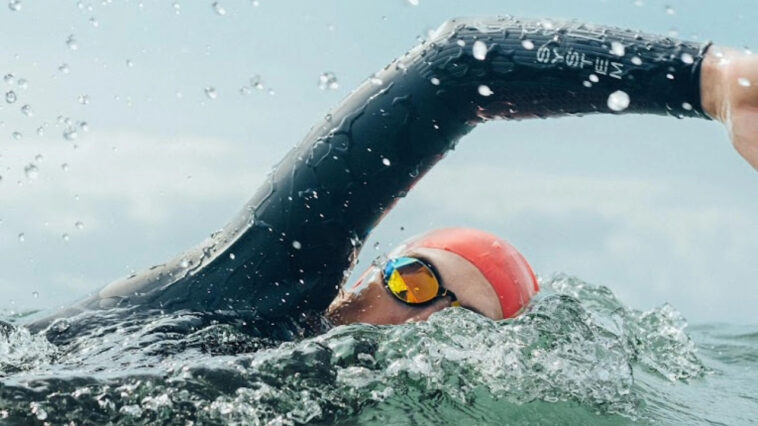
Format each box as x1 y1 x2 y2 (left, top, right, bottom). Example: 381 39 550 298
701 48 758 170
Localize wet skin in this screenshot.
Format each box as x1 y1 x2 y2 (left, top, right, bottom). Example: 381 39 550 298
326 246 504 325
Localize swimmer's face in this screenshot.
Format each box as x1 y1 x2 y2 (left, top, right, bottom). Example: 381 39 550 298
326 245 503 325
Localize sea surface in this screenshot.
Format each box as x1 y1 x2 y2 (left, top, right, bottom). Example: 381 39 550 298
2 274 756 425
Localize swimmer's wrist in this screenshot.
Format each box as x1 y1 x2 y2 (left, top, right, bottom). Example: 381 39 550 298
700 46 727 122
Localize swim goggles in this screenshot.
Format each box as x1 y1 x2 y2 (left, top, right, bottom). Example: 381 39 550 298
382 256 459 306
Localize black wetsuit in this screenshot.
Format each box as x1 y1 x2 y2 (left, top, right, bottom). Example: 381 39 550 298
28 17 710 335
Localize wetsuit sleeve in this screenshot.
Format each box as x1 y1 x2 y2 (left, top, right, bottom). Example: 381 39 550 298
46 17 710 331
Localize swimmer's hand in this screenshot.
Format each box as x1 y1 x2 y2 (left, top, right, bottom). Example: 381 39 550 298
702 47 758 171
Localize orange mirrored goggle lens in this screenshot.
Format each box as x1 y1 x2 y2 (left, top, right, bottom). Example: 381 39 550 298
383 257 440 304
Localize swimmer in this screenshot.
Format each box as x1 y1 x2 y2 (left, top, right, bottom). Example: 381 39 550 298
27 17 758 335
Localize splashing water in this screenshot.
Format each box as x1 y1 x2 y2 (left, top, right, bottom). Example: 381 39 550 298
2 275 754 424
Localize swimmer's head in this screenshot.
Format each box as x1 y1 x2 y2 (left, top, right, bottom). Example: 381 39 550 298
326 227 539 325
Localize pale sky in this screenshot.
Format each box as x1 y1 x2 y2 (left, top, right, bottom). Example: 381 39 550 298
1 0 756 324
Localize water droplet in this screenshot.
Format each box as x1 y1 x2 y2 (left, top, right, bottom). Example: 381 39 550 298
681 53 694 64
406 0 418 5
32 290 39 299
251 0 259 6
75 220 84 230
63 127 78 140
267 88 275 96
472 40 487 60
36 126 45 136
79 121 89 132
18 233 25 242
292 240 302 250
66 34 78 51
681 102 693 111
212 1 226 15
180 258 190 268
456 39 465 47
58 63 70 74
24 163 38 179
12 131 22 140
666 73 675 80
5 90 17 104
3 73 14 84
633 0 644 6
589 74 599 83
478 85 493 96
370 76 383 85
250 74 264 90
62 163 70 172
373 241 381 250
8 0 21 11
610 41 625 57
631 56 642 66
665 5 675 15
20 104 32 116
16 78 27 89
521 40 535 50
582 81 592 88
62 233 70 242
204 86 217 99
382 158 391 166
738 77 751 87
78 94 90 105
89 16 99 27
318 72 339 90
239 86 252 95
126 59 134 68
34 154 43 162
229 252 236 260
430 77 440 85
607 90 630 112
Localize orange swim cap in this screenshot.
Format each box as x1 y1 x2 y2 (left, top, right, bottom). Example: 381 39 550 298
408 227 539 318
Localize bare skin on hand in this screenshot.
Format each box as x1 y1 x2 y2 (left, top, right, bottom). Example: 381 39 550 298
701 47 758 170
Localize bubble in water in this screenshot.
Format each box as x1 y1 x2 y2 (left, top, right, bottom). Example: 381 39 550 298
472 40 487 60
382 158 391 166
20 104 32 116
665 5 675 15
34 154 43 162
582 81 592 88
8 0 21 11
318 72 339 90
17 233 25 242
738 77 751 87
681 53 694 64
66 34 78 50
172 1 181 13
610 41 625 57
126 59 134 68
682 102 693 111
607 90 630 111
58 63 70 74
250 74 264 90
12 131 22 140
75 221 84 229
631 56 643 66
521 40 535 50
3 73 14 84
78 94 90 105
478 85 493 96
62 233 70 242
24 163 38 179
229 253 236 260
16 78 27 89
5 90 17 104
32 290 38 299
589 74 599 83
292 240 302 250
204 87 217 99
62 163 70 172
79 121 89 132
89 17 99 27
36 126 45 136
212 2 226 15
